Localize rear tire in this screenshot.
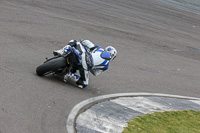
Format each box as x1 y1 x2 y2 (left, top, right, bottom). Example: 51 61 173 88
36 57 67 76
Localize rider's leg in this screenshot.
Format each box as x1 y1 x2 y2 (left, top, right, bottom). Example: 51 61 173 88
76 67 89 88
64 68 88 89
63 40 90 88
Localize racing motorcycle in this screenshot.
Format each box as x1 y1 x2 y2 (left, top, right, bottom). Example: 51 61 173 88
36 51 73 76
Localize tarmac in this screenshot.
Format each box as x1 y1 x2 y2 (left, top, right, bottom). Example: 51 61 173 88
1 0 200 133
67 93 200 133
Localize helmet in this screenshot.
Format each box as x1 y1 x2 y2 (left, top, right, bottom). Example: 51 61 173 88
105 46 117 60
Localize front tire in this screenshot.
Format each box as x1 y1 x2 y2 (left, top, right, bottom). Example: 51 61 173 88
36 57 67 76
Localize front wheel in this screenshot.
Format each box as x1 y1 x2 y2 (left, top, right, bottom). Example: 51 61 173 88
36 57 67 76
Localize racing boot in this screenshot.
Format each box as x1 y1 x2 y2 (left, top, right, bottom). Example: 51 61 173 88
64 72 84 89
64 72 79 82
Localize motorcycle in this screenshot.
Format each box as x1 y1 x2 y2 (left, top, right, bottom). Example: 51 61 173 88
36 51 73 76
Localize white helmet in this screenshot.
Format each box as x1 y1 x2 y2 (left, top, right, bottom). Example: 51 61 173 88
105 46 117 60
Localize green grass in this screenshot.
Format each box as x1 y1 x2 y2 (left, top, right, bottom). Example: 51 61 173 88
123 110 200 133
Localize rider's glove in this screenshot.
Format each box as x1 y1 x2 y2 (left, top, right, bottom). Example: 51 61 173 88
68 40 77 47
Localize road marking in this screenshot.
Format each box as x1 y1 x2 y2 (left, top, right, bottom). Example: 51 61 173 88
76 109 127 133
111 97 173 114
190 100 200 106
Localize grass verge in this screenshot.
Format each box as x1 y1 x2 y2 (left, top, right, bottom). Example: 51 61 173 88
123 110 200 133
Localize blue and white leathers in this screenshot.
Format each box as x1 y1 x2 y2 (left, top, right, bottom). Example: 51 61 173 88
90 47 110 76
62 40 113 88
81 40 111 76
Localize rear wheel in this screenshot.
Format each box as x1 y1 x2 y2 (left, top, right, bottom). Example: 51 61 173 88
36 57 67 76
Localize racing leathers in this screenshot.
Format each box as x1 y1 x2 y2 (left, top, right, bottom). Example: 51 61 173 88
54 40 113 88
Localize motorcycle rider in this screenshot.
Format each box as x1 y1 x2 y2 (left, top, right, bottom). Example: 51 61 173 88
53 40 117 88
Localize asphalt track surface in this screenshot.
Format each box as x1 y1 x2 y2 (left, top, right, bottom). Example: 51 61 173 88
0 0 200 133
